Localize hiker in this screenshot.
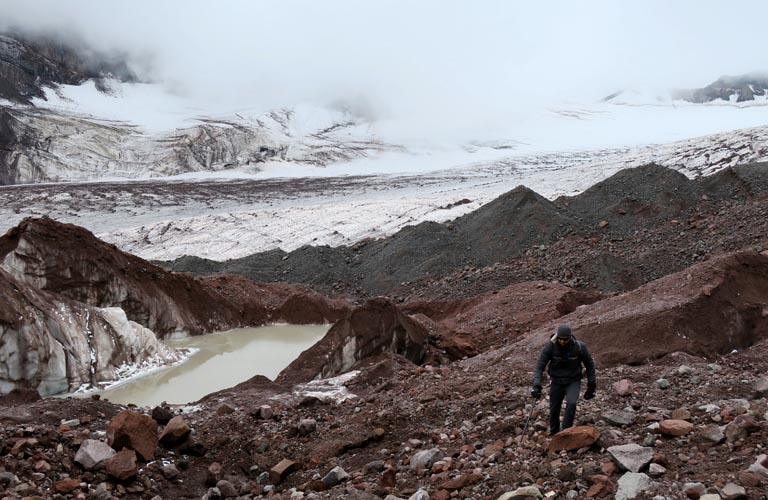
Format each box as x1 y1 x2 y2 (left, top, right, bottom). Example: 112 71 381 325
531 324 596 436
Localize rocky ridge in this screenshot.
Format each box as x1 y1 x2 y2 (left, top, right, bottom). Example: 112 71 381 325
167 162 768 301
672 73 768 103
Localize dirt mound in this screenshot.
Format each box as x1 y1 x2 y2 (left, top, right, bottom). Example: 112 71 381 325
404 281 602 354
485 251 768 370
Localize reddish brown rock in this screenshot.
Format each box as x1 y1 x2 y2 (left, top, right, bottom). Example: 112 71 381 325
438 473 482 490
671 408 692 420
658 419 694 436
548 426 601 452
433 490 452 500
53 478 81 493
270 458 298 484
159 416 191 447
613 379 634 396
379 467 397 489
105 449 138 481
586 474 614 498
206 462 223 486
737 471 763 487
106 410 158 461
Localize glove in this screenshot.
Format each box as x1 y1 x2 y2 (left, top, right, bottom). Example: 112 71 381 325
531 384 542 399
584 382 596 400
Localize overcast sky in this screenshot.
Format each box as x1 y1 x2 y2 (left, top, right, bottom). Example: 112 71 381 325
2 0 767 126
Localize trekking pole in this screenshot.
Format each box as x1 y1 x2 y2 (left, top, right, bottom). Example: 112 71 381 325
521 399 537 442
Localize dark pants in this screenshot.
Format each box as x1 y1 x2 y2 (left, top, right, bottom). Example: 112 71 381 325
549 380 581 435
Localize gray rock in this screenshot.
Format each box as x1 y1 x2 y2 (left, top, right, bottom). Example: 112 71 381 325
648 463 666 477
694 424 725 445
75 439 117 470
608 444 654 472
747 453 768 475
497 486 543 499
0 472 19 487
655 379 671 389
202 486 222 500
677 365 693 375
616 472 653 500
753 377 768 399
408 489 430 500
699 404 720 413
322 466 350 487
721 483 747 500
89 486 112 500
258 405 274 419
410 448 444 470
602 410 636 426
216 480 238 498
298 418 317 436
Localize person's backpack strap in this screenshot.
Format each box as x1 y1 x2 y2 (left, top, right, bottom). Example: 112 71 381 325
574 339 583 355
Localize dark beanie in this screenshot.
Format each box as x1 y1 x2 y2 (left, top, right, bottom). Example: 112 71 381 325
556 324 573 338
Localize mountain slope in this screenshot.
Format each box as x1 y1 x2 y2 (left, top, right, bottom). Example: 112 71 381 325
166 162 768 298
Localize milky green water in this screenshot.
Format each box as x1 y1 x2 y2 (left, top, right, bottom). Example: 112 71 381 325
90 324 328 407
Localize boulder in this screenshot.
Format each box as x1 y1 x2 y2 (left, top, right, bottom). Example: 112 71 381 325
74 439 116 470
410 448 445 471
602 410 636 426
683 482 706 499
53 478 81 494
298 418 317 436
721 483 747 500
216 480 238 498
615 472 653 500
725 414 759 442
206 462 223 486
548 426 600 452
670 408 691 420
106 410 158 461
270 458 298 484
409 489 430 500
753 376 768 399
613 379 634 396
258 405 274 419
607 444 654 472
105 449 138 481
321 466 350 487
150 405 174 425
159 416 191 446
438 473 482 490
658 419 694 436
693 425 725 446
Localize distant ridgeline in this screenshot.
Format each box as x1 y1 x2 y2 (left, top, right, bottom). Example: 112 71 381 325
672 73 768 103
0 31 138 104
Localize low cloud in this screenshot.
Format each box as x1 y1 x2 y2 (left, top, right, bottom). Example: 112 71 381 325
2 0 767 139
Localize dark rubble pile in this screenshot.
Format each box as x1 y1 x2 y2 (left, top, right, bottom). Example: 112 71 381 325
0 343 767 500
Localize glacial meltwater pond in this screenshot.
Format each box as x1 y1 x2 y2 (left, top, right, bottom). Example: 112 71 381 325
89 324 329 407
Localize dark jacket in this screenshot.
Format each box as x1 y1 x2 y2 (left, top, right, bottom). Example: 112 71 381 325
533 338 596 386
